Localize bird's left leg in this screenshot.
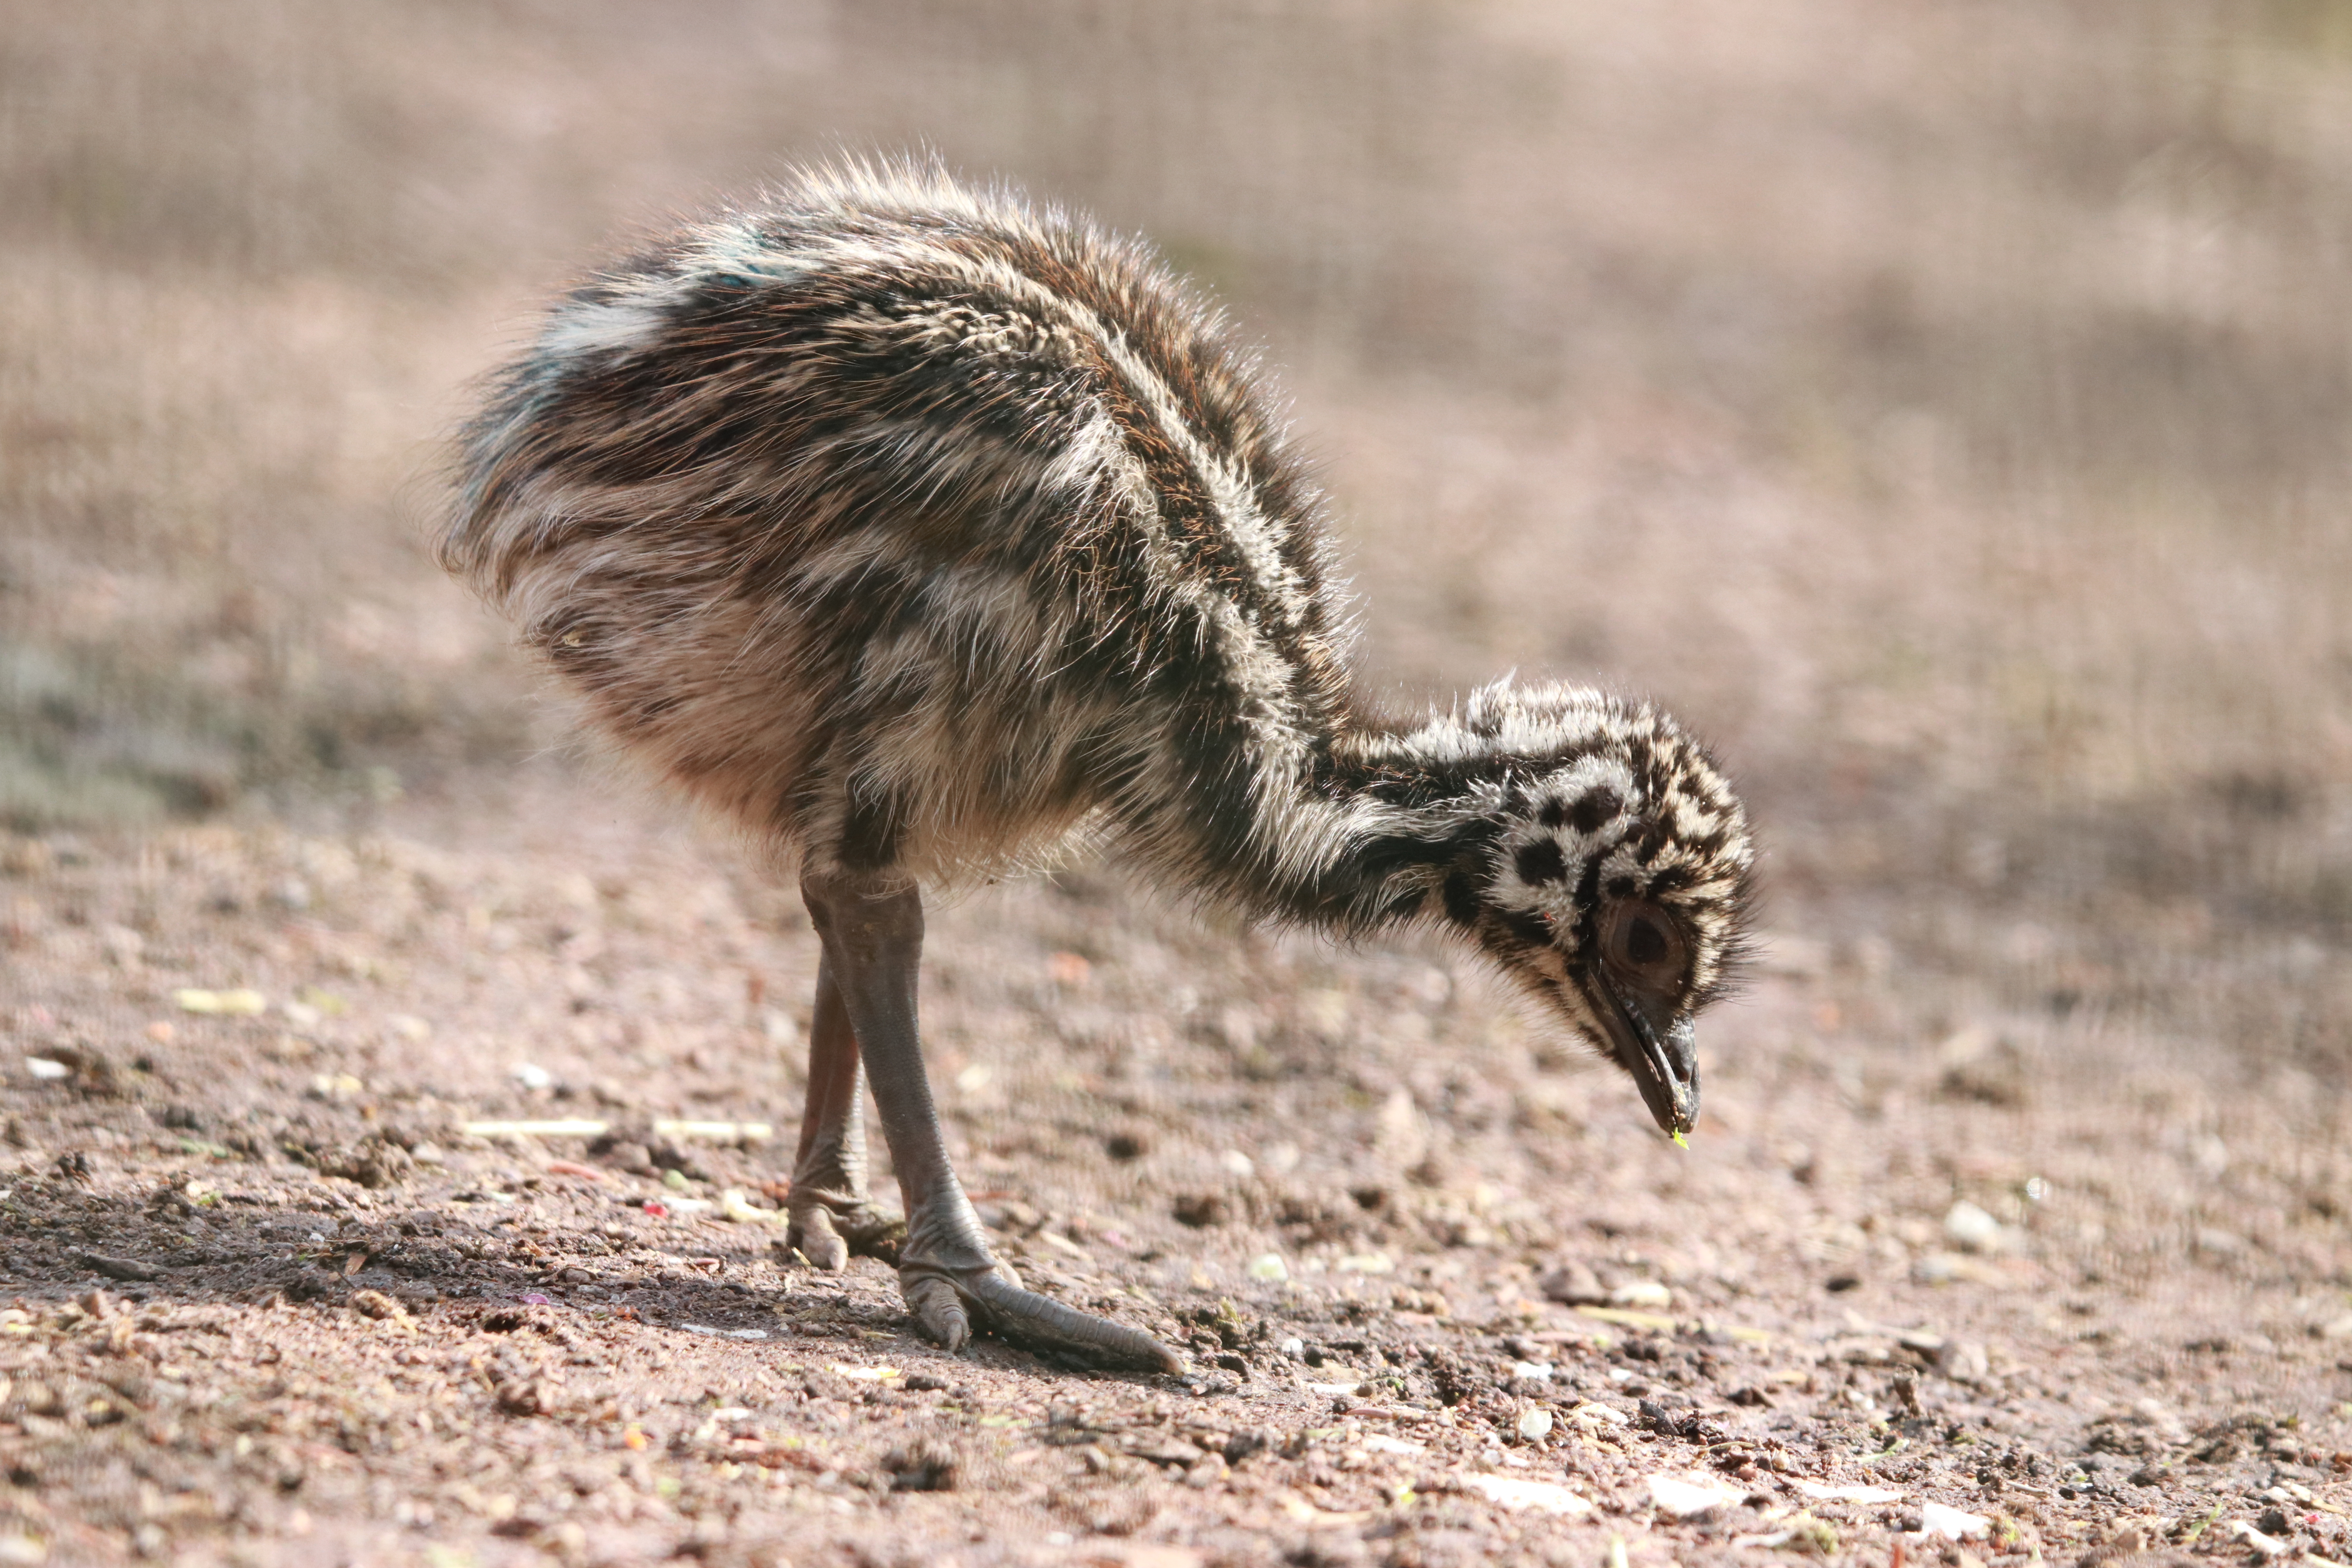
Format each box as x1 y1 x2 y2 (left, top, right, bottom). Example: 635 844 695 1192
800 866 1183 1374
781 951 904 1269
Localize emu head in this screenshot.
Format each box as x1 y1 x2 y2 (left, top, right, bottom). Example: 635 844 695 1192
1441 690 1756 1138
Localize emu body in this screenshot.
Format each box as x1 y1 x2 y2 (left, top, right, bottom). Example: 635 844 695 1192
445 165 1755 1371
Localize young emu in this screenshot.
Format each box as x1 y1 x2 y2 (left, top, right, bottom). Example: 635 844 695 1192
443 163 1755 1374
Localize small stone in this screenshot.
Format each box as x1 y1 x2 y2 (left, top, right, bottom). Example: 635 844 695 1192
2318 1313 2352 1340
512 1062 553 1090
1171 1192 1228 1228
1539 1261 1607 1305
1917 1501 1991 1541
1934 1027 2029 1107
1941 1340 1991 1381
1646 1473 1743 1519
1465 1475 1592 1516
2225 1522 2292 1559
174 988 268 1016
1609 1280 1673 1309
1942 1200 2004 1252
1517 1407 1554 1441
1245 1253 1287 1282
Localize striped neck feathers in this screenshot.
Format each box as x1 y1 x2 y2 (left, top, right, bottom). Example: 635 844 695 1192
1261 681 1755 1013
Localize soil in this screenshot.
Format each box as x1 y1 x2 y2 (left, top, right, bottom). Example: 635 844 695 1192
4 769 2349 1567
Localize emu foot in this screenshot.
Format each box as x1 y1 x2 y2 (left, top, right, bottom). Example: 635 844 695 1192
785 1187 905 1270
901 1257 1184 1375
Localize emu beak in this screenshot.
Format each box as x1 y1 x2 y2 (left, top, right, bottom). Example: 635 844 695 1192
1590 969 1699 1137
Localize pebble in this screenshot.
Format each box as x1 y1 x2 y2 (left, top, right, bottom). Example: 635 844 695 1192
1609 1280 1673 1309
174 988 267 1016
1246 1253 1287 1282
1646 1473 1744 1519
1916 1502 1990 1541
1942 1200 2004 1252
1942 1340 1991 1380
1464 1475 1592 1516
2227 1522 2292 1558
1516 1408 1553 1441
1539 1262 1607 1305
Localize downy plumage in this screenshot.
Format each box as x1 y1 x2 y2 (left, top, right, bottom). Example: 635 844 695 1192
443 161 1756 1370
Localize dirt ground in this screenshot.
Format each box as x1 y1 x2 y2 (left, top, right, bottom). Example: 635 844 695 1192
4 766 2348 1567
6 2 2352 1564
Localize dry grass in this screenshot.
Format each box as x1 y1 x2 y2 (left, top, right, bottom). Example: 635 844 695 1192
3 0 2348 1071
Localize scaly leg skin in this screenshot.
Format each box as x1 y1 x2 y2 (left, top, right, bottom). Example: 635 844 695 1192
783 952 904 1269
801 867 1184 1376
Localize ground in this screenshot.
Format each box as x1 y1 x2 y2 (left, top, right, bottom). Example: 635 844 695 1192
4 7 2351 1564
3 768 2348 1568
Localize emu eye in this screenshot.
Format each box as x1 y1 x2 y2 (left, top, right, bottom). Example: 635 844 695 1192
1601 899 1688 993
1625 915 1667 965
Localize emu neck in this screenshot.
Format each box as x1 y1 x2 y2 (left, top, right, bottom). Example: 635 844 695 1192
1198 710 1510 935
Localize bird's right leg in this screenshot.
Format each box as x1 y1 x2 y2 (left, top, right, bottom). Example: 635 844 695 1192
782 952 904 1269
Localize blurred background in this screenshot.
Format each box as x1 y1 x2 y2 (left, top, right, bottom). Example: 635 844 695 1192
3 0 2347 1082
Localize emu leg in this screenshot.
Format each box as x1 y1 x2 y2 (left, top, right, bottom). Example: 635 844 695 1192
782 952 904 1269
800 868 1183 1375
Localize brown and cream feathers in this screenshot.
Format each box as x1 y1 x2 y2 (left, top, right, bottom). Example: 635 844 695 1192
442 161 1755 1119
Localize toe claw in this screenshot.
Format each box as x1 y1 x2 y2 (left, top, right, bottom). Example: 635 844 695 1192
906 1274 971 1352
793 1229 849 1272
788 1190 900 1271
786 1208 851 1272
